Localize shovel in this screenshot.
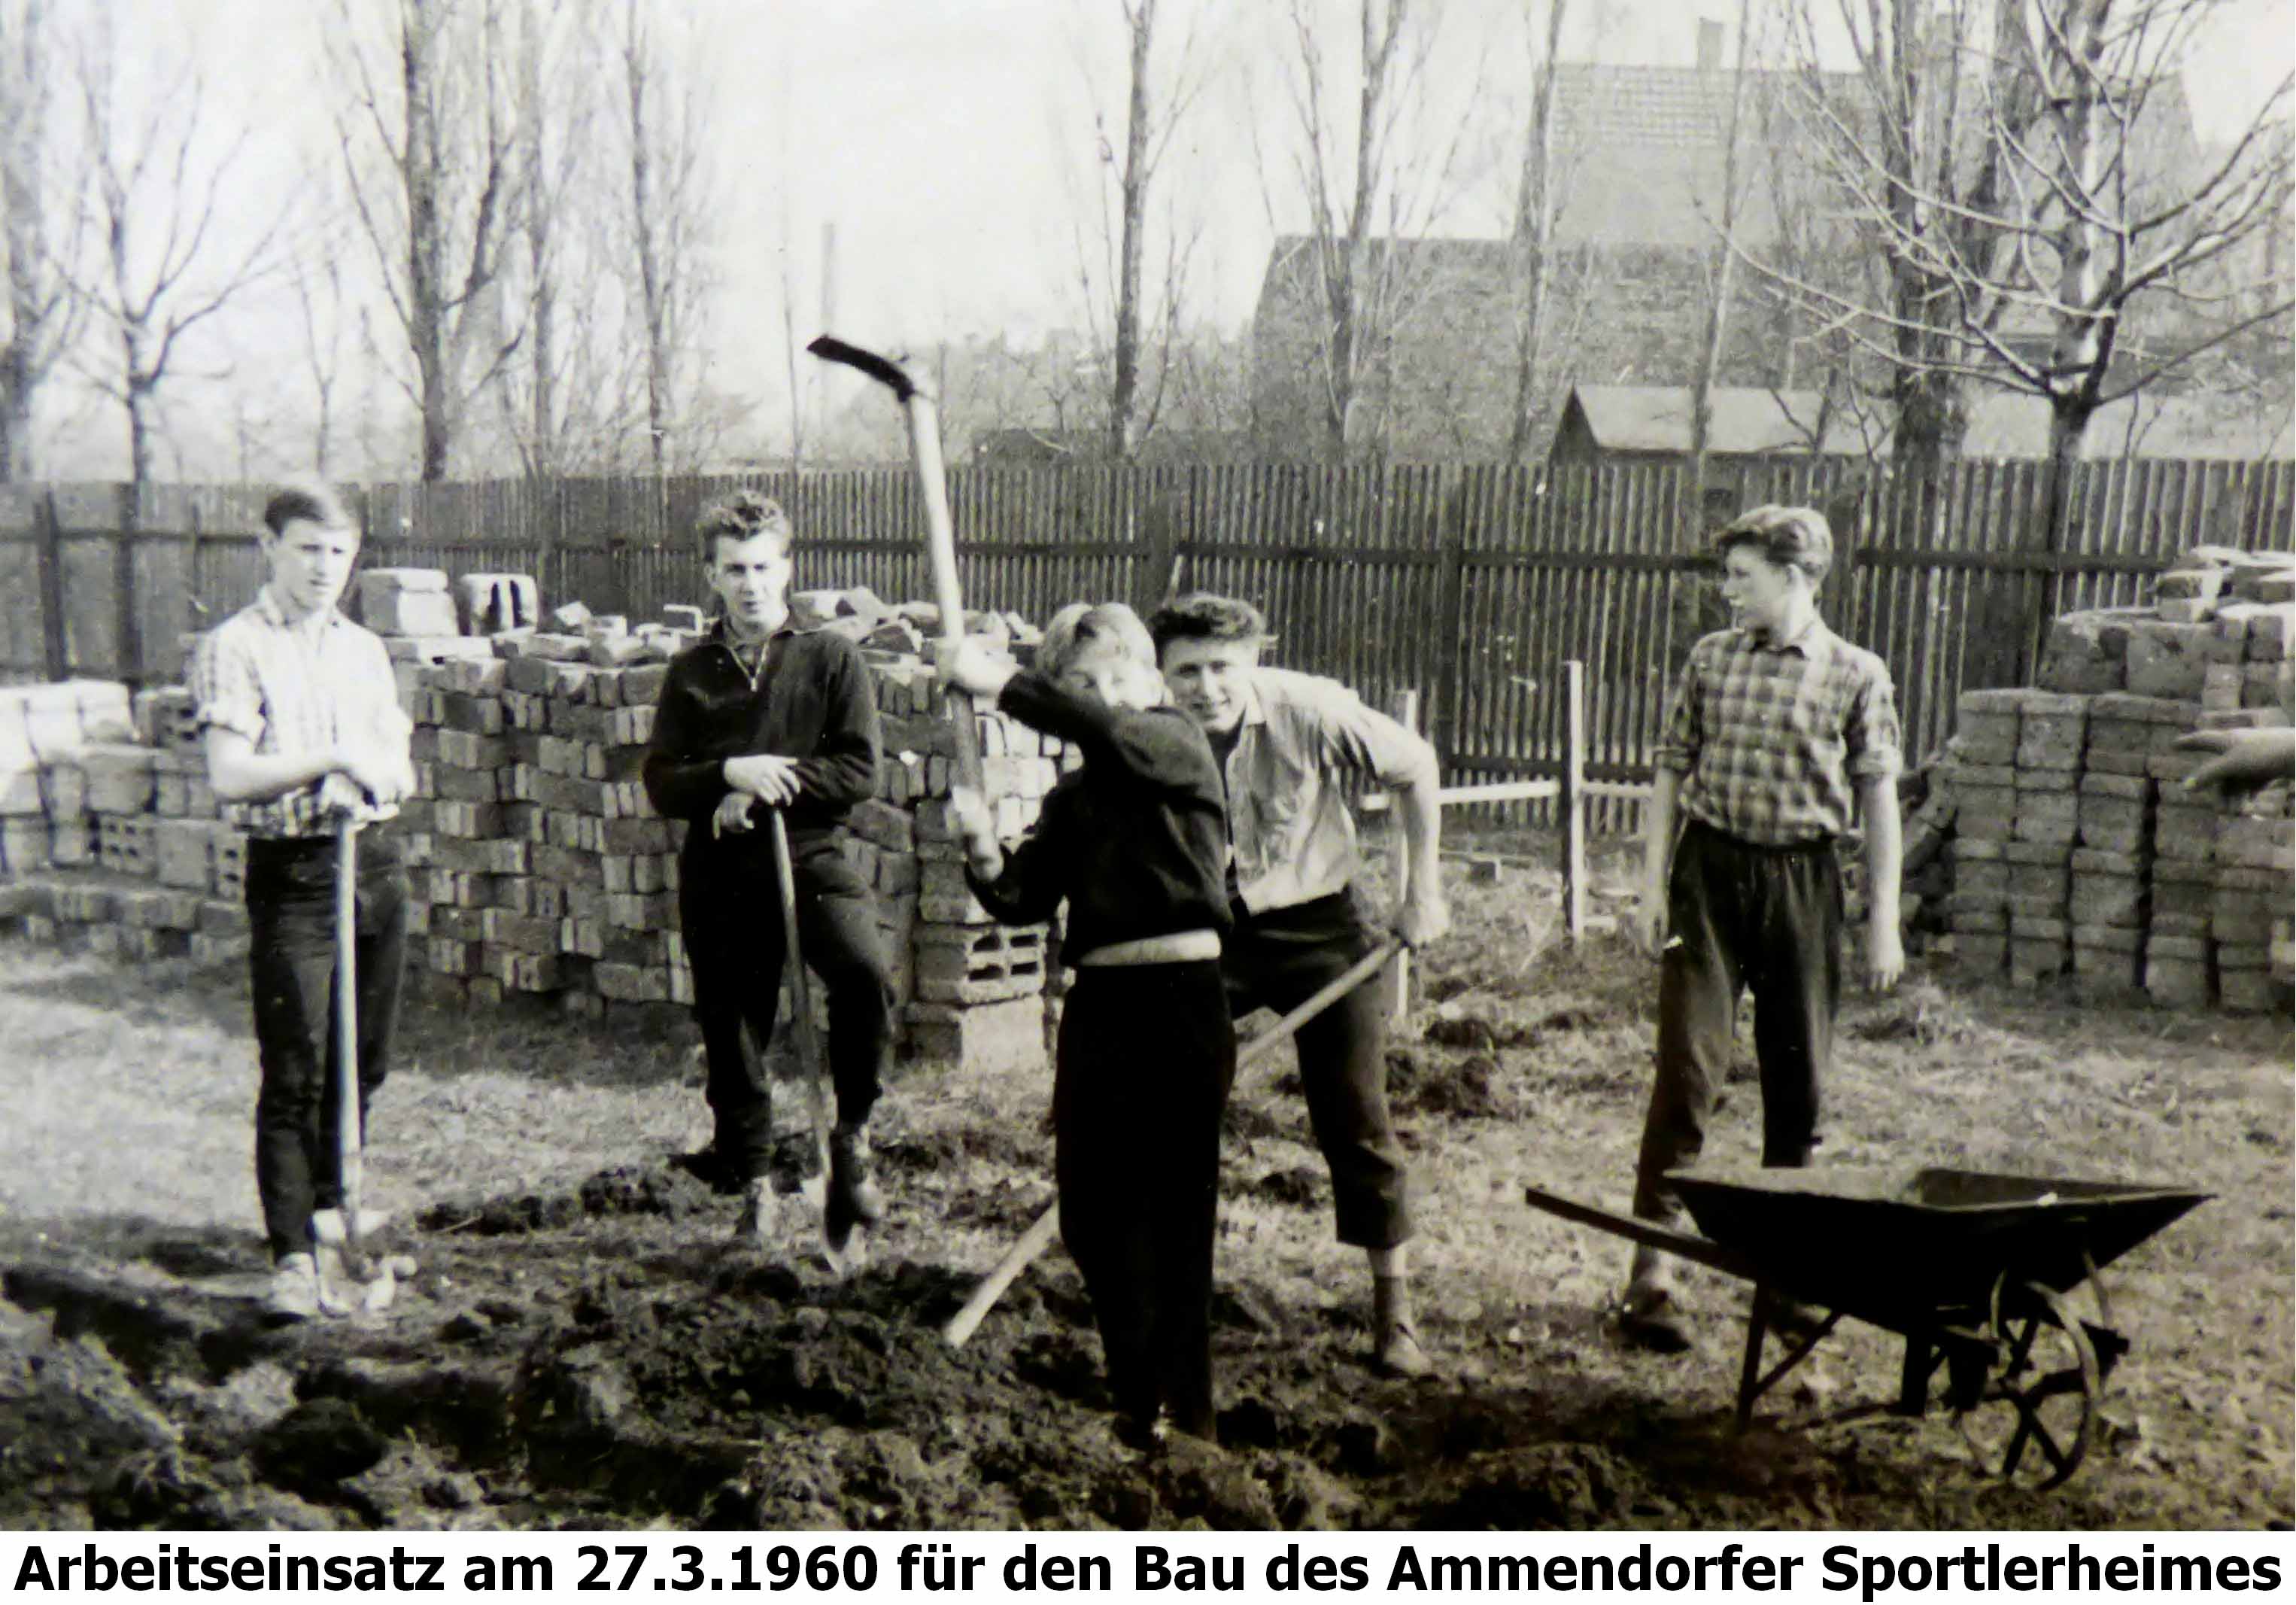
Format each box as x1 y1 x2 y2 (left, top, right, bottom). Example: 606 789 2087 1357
769 809 860 1275
321 810 410 1316
942 936 1405 1348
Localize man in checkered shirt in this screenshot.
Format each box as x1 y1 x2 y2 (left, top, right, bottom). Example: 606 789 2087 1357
190 483 415 1323
1617 505 1904 1353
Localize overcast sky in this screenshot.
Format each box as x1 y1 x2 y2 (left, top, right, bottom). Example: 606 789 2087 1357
47 0 2296 477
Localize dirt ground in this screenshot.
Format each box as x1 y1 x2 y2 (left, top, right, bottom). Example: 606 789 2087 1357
2 845 2289 1533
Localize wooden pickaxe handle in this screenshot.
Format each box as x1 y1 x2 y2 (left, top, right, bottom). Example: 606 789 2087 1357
808 334 981 792
942 936 1406 1348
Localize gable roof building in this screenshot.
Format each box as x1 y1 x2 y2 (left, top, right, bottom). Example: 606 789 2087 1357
1250 45 2209 461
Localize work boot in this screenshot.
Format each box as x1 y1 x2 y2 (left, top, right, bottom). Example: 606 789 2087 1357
734 1178 777 1250
1618 1243 1696 1353
263 1252 322 1324
1372 1274 1432 1378
828 1124 886 1226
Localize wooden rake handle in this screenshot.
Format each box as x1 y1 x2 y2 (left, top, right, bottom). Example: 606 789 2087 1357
941 936 1405 1348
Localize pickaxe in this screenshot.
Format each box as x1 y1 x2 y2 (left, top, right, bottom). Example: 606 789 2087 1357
806 335 983 795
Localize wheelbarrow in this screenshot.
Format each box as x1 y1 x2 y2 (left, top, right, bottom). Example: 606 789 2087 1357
1524 1165 2209 1490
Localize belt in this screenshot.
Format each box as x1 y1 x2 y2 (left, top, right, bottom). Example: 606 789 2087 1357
1074 929 1222 968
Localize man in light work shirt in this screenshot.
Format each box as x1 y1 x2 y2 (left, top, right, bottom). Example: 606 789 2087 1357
1620 505 1903 1352
1150 594 1449 1377
189 483 415 1323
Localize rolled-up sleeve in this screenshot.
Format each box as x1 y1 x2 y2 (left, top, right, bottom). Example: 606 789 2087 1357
1653 647 1706 776
1302 681 1438 789
1845 657 1903 780
187 628 266 745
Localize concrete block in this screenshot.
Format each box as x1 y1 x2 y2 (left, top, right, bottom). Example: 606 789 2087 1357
2125 622 2213 699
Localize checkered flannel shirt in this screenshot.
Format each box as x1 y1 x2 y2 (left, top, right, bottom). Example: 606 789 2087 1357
1654 619 1901 847
187 588 411 839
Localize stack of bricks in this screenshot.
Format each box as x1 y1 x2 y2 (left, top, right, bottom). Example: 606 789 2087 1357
0 566 1076 1072
1941 543 2294 1012
0 679 253 965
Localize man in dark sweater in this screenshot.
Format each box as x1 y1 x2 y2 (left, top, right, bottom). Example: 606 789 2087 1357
642 492 893 1250
939 603 1235 1452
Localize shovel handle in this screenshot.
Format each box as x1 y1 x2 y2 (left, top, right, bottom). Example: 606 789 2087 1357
942 936 1408 1348
333 816 366 1270
767 811 831 1120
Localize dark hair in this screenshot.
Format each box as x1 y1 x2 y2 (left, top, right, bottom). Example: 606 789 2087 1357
262 482 353 537
1714 504 1833 585
1147 592 1269 657
695 491 793 562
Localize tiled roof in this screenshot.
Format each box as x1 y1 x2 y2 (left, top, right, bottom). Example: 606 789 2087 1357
1560 384 2290 461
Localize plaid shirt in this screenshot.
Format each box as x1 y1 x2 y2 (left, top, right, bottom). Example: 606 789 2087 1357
1222 667 1441 914
1655 619 1901 847
187 588 411 839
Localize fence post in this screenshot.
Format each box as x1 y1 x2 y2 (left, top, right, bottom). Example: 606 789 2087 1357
1560 658 1586 942
114 482 143 685
35 490 68 681
1382 687 1420 1032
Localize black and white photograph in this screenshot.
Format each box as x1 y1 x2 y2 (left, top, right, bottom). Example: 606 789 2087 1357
0 0 2291 1547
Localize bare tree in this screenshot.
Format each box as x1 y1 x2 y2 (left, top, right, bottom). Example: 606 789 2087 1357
1684 0 1755 532
1259 0 1483 460
1758 0 2294 473
0 0 83 480
330 0 524 480
69 28 282 500
1504 0 1572 459
487 0 644 476
609 0 721 476
290 249 348 477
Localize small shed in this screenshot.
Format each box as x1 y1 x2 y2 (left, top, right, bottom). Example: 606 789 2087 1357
1549 385 1884 465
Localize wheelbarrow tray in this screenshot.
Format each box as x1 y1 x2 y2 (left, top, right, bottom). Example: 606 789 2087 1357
1668 1164 2209 1321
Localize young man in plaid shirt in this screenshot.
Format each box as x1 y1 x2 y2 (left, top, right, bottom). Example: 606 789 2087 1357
1619 506 1904 1352
190 484 415 1323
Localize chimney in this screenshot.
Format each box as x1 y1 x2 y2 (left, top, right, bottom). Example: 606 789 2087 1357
1696 17 1726 70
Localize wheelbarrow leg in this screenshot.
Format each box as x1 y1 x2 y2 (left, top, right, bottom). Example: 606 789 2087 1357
1735 1290 1770 1431
1897 1333 1936 1416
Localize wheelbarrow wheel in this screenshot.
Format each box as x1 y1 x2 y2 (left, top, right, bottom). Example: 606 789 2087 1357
1954 1280 2100 1491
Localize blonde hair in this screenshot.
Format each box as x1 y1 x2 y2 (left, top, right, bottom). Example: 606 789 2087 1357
1040 601 1157 680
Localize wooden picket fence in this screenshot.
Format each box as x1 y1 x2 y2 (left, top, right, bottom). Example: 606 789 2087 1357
1 455 2288 831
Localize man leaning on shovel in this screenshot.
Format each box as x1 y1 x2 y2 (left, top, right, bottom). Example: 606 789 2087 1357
1148 594 1450 1377
190 483 415 1323
642 492 896 1252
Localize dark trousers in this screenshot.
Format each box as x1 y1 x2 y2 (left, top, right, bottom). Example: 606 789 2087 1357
1225 892 1412 1250
244 832 410 1264
680 832 891 1178
1055 960 1236 1439
1632 819 1842 1226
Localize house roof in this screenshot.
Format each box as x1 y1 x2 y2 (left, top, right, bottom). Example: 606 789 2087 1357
1559 384 2291 461
1542 62 2198 251
1563 386 1881 455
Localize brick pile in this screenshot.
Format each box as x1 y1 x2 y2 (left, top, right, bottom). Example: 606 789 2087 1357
0 679 254 965
0 567 1073 1073
1940 545 2294 1012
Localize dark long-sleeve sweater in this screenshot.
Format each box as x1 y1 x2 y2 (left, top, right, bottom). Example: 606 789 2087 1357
965 671 1230 966
642 623 880 848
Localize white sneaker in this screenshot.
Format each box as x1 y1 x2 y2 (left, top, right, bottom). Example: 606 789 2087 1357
263 1253 322 1323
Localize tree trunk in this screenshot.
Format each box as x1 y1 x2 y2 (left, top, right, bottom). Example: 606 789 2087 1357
1107 0 1155 460
405 0 451 481
627 8 670 481
1506 0 1567 461
1684 0 1750 544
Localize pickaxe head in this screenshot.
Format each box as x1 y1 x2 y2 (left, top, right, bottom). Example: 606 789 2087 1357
807 335 929 404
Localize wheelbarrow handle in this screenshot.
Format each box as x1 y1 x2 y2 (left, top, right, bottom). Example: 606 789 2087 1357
1521 1183 1756 1281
